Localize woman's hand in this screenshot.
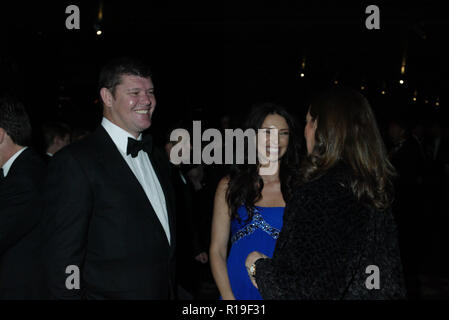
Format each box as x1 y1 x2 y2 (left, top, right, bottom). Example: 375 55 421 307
245 251 268 288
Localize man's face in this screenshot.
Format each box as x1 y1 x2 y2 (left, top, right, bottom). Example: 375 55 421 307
54 134 70 152
388 122 404 144
304 111 317 155
102 74 156 138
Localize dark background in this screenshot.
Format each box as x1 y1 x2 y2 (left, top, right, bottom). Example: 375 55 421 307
1 1 448 140
2 0 449 300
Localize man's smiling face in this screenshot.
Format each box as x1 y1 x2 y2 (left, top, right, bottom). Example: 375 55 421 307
102 74 156 138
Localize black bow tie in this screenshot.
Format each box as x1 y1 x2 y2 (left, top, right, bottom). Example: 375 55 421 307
0 168 5 182
126 135 153 158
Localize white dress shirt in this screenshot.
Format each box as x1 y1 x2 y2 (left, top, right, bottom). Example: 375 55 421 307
1 146 28 177
101 117 171 245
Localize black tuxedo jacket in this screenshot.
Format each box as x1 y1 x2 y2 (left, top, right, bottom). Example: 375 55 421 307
42 126 176 299
0 148 46 299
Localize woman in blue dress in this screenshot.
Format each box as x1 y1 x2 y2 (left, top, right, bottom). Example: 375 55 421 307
210 103 301 300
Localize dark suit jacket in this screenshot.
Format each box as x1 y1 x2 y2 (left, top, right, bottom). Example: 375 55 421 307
42 126 176 299
389 136 425 233
170 165 201 293
0 148 46 299
42 154 52 165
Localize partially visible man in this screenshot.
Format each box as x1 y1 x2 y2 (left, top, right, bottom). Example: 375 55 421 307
388 117 425 299
42 57 176 299
165 128 208 299
41 122 71 160
0 96 46 299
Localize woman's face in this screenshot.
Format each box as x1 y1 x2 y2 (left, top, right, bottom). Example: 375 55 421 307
257 113 290 164
304 111 317 154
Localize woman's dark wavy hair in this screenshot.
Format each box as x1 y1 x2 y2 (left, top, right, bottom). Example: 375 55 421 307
226 102 302 222
300 86 396 211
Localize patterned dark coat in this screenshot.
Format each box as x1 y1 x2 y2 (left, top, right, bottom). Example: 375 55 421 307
255 163 406 300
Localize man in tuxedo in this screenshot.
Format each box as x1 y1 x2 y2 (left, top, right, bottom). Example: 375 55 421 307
388 117 426 299
164 130 208 299
0 96 46 299
41 122 71 161
42 57 176 299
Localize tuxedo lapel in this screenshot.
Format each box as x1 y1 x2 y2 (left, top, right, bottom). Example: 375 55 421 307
92 127 171 247
145 145 176 249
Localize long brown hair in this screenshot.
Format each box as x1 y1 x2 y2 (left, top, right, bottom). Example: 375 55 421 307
300 86 396 211
226 102 302 222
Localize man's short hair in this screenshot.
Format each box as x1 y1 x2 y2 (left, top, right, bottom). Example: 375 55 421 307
0 95 32 146
98 57 152 97
42 122 71 149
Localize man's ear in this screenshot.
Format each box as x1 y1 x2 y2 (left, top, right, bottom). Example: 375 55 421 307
100 87 114 108
164 142 172 154
53 136 61 147
0 128 5 144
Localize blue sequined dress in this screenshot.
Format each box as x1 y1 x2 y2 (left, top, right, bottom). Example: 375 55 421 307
226 205 284 300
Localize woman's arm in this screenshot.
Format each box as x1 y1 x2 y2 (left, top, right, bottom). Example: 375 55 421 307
209 177 236 300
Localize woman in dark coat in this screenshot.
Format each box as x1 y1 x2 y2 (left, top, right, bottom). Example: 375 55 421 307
245 87 407 299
